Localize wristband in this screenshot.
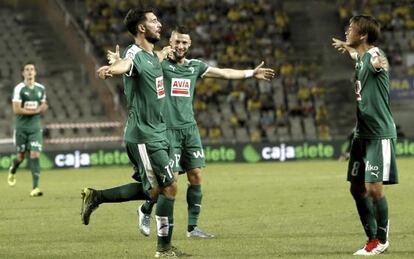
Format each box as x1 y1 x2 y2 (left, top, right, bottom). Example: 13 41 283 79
244 69 254 78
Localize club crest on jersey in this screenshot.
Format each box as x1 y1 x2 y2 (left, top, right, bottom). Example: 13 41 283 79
171 78 191 97
156 76 165 99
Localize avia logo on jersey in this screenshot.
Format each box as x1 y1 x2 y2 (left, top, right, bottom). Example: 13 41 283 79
156 76 165 98
365 161 379 172
171 78 191 97
24 101 38 111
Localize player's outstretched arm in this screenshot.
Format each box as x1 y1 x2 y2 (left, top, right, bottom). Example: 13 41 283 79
204 61 275 80
332 38 358 60
96 59 132 80
97 45 133 79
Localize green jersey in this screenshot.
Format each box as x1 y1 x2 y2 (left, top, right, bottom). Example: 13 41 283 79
122 44 166 143
161 58 209 129
354 47 396 139
12 82 46 130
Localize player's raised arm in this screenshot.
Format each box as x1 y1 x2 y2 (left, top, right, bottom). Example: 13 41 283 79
332 38 358 60
97 45 133 79
96 59 132 79
204 61 275 80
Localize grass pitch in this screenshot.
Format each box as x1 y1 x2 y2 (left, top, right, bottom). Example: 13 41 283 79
1 159 414 258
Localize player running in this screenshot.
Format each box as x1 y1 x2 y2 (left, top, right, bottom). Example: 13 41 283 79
332 15 398 256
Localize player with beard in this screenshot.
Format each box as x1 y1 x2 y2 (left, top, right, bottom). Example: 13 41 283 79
81 8 187 258
118 26 274 238
332 15 398 256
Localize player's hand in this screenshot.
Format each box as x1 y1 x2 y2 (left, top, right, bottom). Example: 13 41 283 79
371 51 388 71
157 46 175 61
107 45 121 65
96 66 113 79
332 38 348 53
253 61 276 81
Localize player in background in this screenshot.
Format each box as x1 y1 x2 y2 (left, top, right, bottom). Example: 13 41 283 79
332 15 398 256
108 26 275 238
8 62 48 197
81 8 186 258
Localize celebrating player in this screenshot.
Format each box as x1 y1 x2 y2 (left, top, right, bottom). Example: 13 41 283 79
8 62 48 197
107 26 274 238
332 15 398 256
81 8 186 258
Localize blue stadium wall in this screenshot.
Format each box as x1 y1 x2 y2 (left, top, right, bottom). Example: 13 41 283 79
1 139 414 170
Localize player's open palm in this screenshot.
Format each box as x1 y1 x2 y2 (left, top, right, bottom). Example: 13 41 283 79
332 38 348 53
107 45 121 65
254 61 276 81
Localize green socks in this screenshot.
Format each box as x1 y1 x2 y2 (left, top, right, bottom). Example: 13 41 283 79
354 196 377 240
100 183 149 203
29 158 40 189
374 197 389 243
142 199 156 214
156 194 175 251
10 158 22 174
187 184 202 230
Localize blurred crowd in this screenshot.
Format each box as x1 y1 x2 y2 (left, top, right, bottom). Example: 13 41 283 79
80 0 329 143
337 0 414 76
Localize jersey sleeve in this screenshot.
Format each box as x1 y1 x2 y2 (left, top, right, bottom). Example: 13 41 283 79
368 47 388 73
197 60 210 78
124 45 141 77
41 88 47 102
12 84 23 102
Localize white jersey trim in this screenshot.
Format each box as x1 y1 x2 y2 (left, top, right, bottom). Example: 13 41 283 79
125 45 142 77
137 143 159 189
12 83 25 102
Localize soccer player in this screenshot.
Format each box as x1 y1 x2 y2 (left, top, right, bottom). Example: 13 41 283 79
8 62 48 197
81 8 186 258
125 26 275 238
332 15 398 256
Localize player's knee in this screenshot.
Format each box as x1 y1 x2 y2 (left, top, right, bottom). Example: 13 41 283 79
366 183 384 200
16 152 25 161
162 182 178 199
30 151 40 159
187 168 202 185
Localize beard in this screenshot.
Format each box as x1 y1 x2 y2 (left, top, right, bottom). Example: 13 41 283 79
174 49 188 60
145 30 160 44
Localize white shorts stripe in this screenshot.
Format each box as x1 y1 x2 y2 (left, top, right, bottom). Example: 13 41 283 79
381 139 391 181
137 144 159 189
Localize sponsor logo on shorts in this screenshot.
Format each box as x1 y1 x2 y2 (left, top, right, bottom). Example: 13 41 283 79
370 171 379 178
193 150 204 158
365 161 379 172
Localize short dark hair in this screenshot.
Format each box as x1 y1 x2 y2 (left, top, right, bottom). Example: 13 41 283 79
21 61 36 71
124 8 156 36
350 15 381 44
172 25 191 35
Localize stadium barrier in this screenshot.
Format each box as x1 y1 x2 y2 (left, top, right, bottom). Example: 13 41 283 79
1 139 414 170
